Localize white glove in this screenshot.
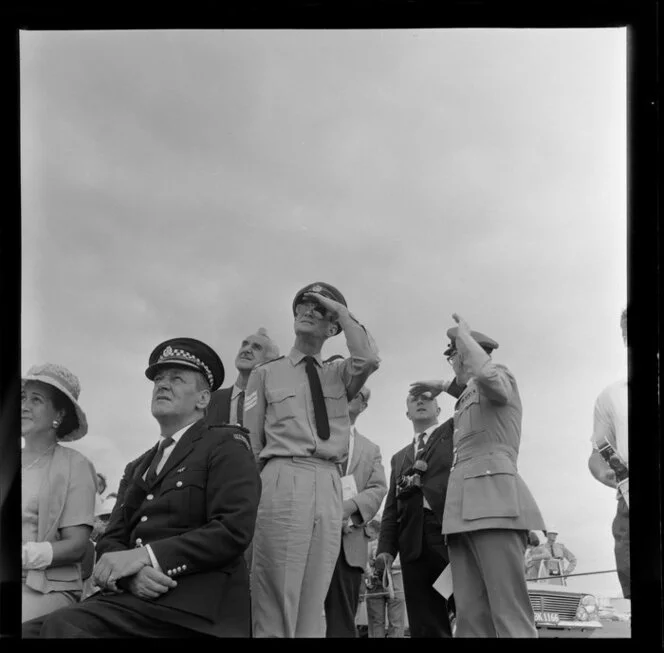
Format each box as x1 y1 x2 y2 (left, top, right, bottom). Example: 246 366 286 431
22 541 54 570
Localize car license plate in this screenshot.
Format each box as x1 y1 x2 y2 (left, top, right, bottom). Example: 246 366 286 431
534 611 560 625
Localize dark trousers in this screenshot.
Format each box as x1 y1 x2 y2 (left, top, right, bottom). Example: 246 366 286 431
448 529 536 638
22 593 215 639
613 496 630 599
324 550 363 638
400 510 452 638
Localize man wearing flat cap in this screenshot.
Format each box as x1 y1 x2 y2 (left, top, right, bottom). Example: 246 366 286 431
244 282 380 638
205 327 281 428
23 338 261 638
411 314 545 638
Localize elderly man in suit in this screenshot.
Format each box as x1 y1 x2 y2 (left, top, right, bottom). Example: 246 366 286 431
411 313 545 637
23 338 261 638
375 388 455 638
205 328 280 426
324 385 387 638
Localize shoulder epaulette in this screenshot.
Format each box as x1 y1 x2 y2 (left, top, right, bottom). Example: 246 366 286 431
255 355 285 368
207 422 250 435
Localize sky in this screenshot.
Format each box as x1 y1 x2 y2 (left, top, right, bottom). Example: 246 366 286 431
20 28 627 598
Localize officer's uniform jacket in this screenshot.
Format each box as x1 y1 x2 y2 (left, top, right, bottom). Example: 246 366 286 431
340 430 387 570
442 362 545 535
204 386 232 426
95 418 261 637
378 419 454 563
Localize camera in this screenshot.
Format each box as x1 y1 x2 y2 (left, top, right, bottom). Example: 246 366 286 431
365 567 384 591
396 460 427 499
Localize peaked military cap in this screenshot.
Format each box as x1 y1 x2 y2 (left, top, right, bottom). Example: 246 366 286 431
444 327 499 356
292 282 347 336
145 337 225 391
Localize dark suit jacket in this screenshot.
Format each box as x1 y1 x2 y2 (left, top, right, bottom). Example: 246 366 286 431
377 419 454 564
204 386 233 426
95 418 261 637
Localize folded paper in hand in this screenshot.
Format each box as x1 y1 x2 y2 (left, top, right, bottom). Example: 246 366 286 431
433 565 453 600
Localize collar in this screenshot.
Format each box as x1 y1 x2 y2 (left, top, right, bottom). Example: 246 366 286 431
289 347 323 367
231 384 244 400
157 420 196 447
413 423 438 443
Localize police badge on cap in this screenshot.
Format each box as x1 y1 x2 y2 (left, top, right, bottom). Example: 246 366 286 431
145 337 225 391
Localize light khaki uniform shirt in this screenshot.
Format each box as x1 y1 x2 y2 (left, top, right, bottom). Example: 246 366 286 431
244 324 379 466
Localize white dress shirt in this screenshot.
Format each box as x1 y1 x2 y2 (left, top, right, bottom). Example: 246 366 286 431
144 421 197 570
413 424 437 511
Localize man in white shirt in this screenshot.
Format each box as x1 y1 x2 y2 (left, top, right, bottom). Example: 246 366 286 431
588 308 630 598
324 386 387 637
375 390 455 637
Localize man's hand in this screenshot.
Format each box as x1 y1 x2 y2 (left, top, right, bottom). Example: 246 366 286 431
409 380 447 399
303 291 348 322
375 552 394 572
452 313 472 334
588 450 618 489
127 566 177 600
93 548 151 593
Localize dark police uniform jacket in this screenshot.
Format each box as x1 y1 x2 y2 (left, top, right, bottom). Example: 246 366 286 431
204 386 232 425
95 418 261 637
378 419 454 564
442 363 545 535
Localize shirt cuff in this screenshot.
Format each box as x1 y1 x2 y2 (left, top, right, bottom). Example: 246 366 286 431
145 544 162 572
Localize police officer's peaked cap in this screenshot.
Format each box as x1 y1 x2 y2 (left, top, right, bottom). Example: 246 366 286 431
444 327 499 356
145 337 225 391
292 282 347 335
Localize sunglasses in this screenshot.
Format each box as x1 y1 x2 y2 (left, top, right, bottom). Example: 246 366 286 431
295 301 329 320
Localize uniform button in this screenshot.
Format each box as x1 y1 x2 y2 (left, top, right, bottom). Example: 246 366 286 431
146 494 154 500
176 481 183 488
167 569 173 576
182 564 187 571
140 515 148 522
485 470 492 475
177 566 182 572
135 538 143 545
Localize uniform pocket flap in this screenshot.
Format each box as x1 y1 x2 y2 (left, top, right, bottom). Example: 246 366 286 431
44 564 80 582
322 386 346 400
266 388 296 404
161 469 206 492
463 457 515 479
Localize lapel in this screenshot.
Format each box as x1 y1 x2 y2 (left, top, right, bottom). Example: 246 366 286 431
147 419 205 489
37 445 69 541
347 429 364 476
132 444 158 492
398 442 414 477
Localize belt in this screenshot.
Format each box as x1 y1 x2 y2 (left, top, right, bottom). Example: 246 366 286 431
267 455 340 471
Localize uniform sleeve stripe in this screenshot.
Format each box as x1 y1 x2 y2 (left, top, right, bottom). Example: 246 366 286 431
244 396 258 411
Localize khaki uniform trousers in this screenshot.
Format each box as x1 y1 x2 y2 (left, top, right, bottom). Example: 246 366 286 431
448 529 537 638
251 456 342 638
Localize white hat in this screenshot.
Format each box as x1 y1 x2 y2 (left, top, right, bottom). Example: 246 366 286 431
22 363 88 442
547 526 559 534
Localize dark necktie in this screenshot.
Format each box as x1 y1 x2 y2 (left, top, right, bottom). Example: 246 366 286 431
304 356 330 441
236 390 245 426
415 432 427 459
145 436 174 485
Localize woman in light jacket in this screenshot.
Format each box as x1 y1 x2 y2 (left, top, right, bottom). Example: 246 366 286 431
524 530 552 580
21 363 97 622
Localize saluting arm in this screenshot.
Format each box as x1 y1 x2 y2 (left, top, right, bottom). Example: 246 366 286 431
339 317 381 400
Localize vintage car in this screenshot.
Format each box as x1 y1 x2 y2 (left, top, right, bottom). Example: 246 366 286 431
527 579 603 638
